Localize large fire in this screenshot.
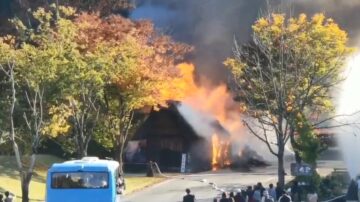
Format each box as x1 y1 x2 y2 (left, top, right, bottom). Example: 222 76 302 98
176 63 244 170
211 134 231 170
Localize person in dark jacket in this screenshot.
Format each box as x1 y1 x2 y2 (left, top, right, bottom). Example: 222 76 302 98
291 181 301 202
246 186 254 202
234 191 246 202
229 192 235 202
279 190 292 202
257 182 266 197
275 182 283 201
220 192 229 202
183 188 195 202
0 194 4 202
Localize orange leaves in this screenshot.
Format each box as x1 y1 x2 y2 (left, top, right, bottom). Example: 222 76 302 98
72 12 193 110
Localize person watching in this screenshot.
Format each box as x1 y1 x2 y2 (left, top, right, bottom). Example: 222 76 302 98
183 188 195 202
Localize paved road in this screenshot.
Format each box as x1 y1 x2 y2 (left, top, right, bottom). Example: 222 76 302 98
123 148 345 202
123 163 292 202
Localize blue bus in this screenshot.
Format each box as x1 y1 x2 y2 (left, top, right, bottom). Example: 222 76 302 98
46 157 122 202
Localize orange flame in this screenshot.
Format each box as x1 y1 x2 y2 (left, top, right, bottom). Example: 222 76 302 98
212 134 219 170
211 133 231 170
176 62 245 170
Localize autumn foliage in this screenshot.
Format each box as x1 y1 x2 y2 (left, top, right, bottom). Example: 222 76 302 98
226 13 354 186
0 5 193 175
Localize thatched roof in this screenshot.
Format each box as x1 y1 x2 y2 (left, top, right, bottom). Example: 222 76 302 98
133 101 230 141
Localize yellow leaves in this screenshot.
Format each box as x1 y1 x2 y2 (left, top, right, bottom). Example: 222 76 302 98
322 99 333 109
33 7 53 23
239 103 248 112
287 21 300 33
298 13 307 25
224 58 245 78
311 13 325 26
43 104 72 137
58 5 76 17
285 94 296 112
271 115 278 124
255 18 269 28
272 13 285 26
286 106 293 112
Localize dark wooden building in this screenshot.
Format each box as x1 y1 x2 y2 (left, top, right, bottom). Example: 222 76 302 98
127 102 230 172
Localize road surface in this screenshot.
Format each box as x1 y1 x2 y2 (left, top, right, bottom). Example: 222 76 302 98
123 148 345 202
123 162 292 202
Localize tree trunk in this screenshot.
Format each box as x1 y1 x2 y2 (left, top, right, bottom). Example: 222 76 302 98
80 147 87 158
115 141 125 175
277 137 286 187
113 142 120 161
21 172 33 202
76 131 87 158
277 152 285 187
118 149 124 175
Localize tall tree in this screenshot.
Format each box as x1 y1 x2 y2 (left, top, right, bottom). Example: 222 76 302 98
0 6 78 201
225 13 354 186
74 13 192 173
42 11 191 163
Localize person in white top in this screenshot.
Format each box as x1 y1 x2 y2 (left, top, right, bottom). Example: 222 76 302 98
4 191 15 202
307 191 318 202
261 190 274 202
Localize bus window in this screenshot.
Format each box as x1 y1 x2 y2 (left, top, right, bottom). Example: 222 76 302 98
51 172 109 189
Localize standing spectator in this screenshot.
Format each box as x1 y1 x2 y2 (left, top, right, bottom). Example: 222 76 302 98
183 188 195 202
268 184 277 201
291 181 301 202
246 186 254 202
261 190 274 202
116 174 126 195
257 183 266 197
279 190 292 202
235 191 246 202
0 194 4 202
229 192 235 202
275 183 283 201
253 185 262 202
4 191 14 202
220 192 229 202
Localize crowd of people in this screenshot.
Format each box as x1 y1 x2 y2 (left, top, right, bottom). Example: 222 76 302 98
183 181 318 202
0 191 15 202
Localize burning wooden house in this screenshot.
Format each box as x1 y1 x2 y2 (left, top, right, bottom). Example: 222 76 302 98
127 102 231 172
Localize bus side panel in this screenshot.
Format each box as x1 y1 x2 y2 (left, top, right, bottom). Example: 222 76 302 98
46 189 113 202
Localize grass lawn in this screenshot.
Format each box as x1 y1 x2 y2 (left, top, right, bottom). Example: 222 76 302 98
0 155 165 201
125 176 166 195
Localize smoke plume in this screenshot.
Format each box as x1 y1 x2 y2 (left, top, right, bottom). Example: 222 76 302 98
131 0 360 163
131 0 360 82
336 53 360 179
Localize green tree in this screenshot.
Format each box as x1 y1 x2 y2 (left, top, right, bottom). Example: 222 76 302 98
40 11 191 166
225 13 354 186
73 13 192 173
0 6 79 201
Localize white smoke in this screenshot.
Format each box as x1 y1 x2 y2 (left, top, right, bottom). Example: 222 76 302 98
336 53 360 179
177 102 292 162
177 102 216 139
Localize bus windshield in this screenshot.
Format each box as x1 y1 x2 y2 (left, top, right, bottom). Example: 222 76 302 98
51 172 109 189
